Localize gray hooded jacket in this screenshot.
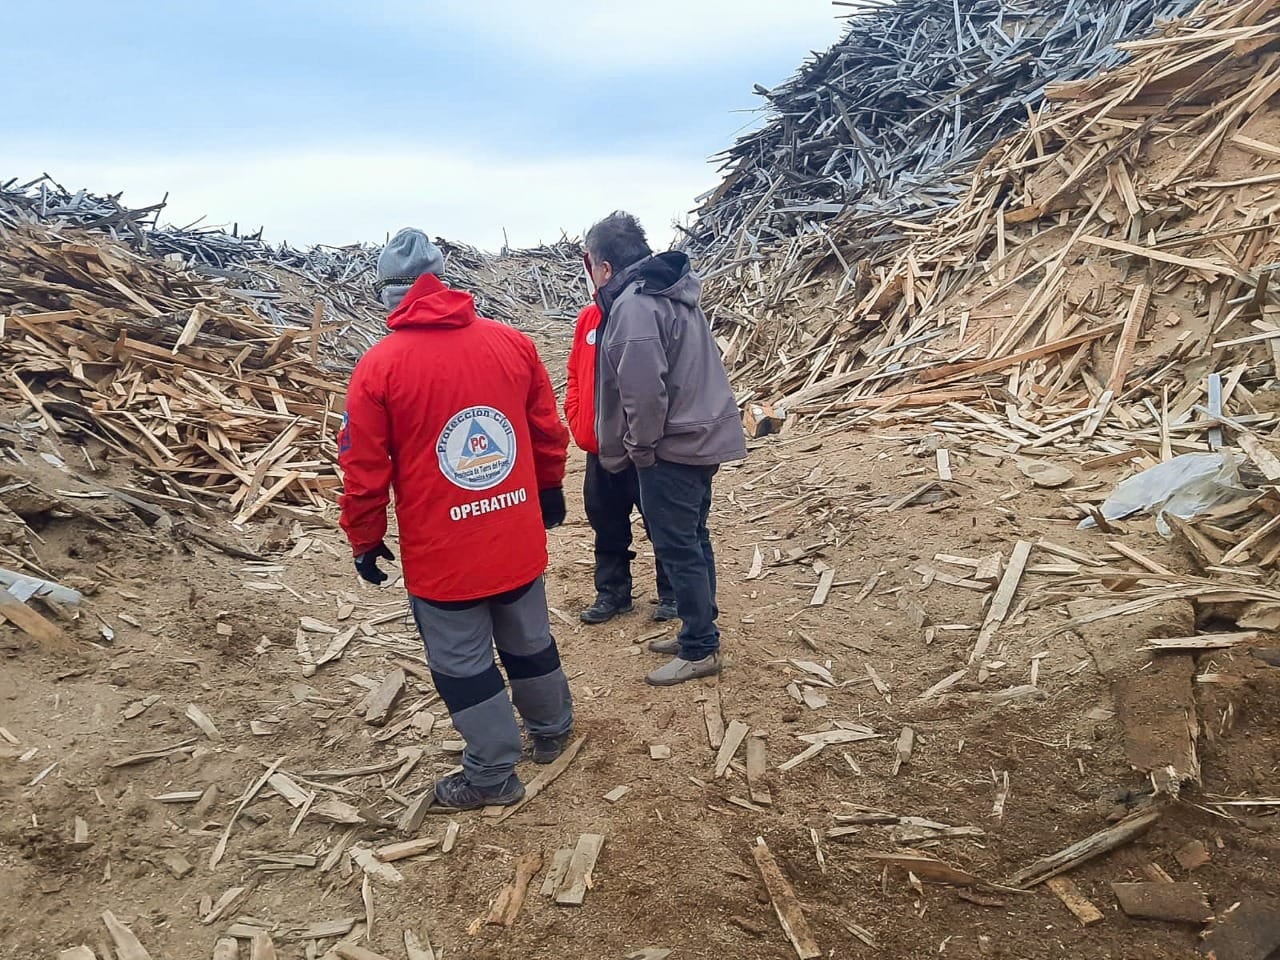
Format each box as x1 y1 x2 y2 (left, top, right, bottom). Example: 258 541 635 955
595 252 747 474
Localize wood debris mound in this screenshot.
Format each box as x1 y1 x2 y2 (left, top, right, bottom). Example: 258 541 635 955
701 0 1280 473
685 0 1197 329
2 177 590 366
0 178 588 521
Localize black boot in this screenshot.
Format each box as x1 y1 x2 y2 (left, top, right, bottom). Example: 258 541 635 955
584 551 633 624
653 597 678 622
580 593 634 624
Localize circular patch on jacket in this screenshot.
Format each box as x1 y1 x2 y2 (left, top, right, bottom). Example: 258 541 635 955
437 406 518 491
586 328 598 346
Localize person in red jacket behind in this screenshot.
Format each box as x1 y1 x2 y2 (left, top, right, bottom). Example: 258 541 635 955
565 298 675 624
339 228 573 810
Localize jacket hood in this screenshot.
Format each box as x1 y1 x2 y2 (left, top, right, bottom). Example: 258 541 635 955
386 274 477 331
598 252 701 316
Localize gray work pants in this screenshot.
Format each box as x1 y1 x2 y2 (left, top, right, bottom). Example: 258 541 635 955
410 577 573 787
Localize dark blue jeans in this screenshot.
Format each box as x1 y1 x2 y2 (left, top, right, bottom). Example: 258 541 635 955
637 460 720 660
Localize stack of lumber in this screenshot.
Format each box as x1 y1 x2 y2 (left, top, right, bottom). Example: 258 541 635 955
1 176 589 368
684 0 1197 309
0 221 345 522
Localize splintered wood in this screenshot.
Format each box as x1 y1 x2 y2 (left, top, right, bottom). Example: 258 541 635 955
692 0 1280 528
752 837 821 960
555 834 605 907
488 851 543 926
0 228 344 521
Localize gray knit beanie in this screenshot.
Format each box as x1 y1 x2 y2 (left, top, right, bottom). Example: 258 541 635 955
375 228 445 310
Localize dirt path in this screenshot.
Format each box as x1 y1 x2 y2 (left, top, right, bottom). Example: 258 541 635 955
1 397 1277 960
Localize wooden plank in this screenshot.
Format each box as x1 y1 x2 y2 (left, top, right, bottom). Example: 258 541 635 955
1112 882 1212 923
374 837 439 862
10 372 64 435
751 837 821 960
892 726 915 776
1144 632 1256 651
919 322 1124 386
703 690 725 750
233 470 301 526
311 301 325 364
974 552 1002 585
971 540 1032 663
863 853 989 888
209 758 284 869
101 911 153 960
810 567 837 606
403 930 436 960
715 720 751 778
249 934 278 960
0 587 68 648
1106 284 1151 395
935 448 953 481
1107 540 1177 577
1221 514 1280 565
173 305 208 352
1079 235 1249 283
364 668 406 726
745 736 772 807
1010 809 1162 888
1231 132 1280 161
1166 514 1225 567
541 848 574 897
555 834 605 907
486 737 585 823
442 820 460 854
1046 877 1104 926
1239 434 1280 482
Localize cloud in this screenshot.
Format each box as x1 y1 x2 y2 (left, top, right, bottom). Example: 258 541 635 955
7 143 718 251
373 0 848 71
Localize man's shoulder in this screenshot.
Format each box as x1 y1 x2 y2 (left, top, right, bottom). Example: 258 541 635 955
470 316 540 359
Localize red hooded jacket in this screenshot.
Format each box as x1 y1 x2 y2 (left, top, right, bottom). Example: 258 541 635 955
563 302 602 453
338 275 569 602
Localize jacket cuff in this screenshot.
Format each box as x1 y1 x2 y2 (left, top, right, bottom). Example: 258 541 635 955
630 448 657 469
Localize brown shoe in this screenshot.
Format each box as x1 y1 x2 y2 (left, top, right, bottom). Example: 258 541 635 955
645 653 722 686
647 634 680 655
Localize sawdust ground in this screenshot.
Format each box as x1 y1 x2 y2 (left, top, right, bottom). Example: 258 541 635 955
1 362 1278 960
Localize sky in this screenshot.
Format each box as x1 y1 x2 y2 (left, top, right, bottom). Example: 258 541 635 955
3 1 851 251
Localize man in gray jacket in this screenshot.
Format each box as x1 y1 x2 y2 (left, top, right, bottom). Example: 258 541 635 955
585 211 747 685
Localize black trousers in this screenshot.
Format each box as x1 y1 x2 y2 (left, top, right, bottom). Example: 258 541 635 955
583 453 672 603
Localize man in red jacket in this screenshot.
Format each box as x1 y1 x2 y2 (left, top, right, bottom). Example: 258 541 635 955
339 228 573 810
565 299 675 624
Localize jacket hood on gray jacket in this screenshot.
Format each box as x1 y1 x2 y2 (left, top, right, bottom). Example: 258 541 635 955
598 252 700 318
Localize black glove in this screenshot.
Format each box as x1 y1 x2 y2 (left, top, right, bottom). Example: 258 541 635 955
539 487 566 529
354 542 396 585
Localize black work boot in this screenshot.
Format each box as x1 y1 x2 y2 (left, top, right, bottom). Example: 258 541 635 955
528 731 574 764
580 593 634 624
433 773 524 810
653 597 678 622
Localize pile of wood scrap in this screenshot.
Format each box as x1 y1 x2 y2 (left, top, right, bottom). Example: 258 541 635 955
1 175 589 368
0 222 344 520
684 0 1197 325
706 0 1280 450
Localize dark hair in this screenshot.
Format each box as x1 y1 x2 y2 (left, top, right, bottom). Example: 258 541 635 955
585 211 652 273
